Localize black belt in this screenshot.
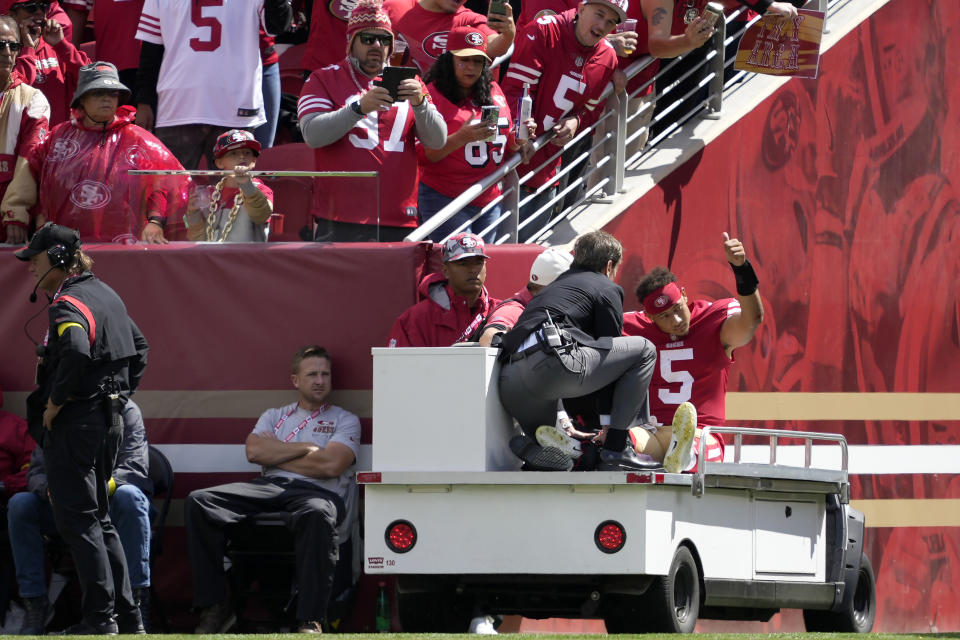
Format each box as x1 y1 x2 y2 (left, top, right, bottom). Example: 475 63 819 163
506 344 546 363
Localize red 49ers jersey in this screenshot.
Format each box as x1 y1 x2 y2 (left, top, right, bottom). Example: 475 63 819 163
384 0 495 75
298 59 426 227
302 0 350 72
502 9 616 187
417 81 515 207
622 298 739 428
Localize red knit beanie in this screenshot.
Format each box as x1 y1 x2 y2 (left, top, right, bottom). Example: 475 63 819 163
346 0 394 54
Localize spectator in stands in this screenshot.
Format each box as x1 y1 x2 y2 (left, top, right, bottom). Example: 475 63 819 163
384 0 515 76
501 0 621 242
0 383 34 626
301 0 352 73
0 14 49 245
134 0 292 169
387 232 498 347
298 0 446 242
643 0 802 139
418 27 534 242
1 61 187 243
183 130 274 242
255 28 281 149
7 400 153 634
3 0 89 126
497 230 658 472
476 247 572 346
623 232 764 472
63 0 144 107
185 345 360 635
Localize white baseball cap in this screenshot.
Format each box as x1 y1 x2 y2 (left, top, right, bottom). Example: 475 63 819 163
580 0 628 23
529 248 573 285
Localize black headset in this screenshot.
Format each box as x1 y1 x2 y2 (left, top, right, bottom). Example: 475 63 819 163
42 223 80 269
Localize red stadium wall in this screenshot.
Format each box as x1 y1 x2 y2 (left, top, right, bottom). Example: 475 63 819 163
599 0 960 632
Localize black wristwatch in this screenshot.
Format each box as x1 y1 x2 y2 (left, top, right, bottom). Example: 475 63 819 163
348 97 364 116
147 215 166 229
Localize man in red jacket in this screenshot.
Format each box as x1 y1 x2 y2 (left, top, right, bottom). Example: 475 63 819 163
1 384 36 625
387 232 499 347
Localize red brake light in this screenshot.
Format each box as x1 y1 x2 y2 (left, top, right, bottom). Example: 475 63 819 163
386 520 417 553
595 520 626 553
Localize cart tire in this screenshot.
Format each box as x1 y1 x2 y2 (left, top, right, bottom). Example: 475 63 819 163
646 546 701 633
602 594 655 634
803 552 876 632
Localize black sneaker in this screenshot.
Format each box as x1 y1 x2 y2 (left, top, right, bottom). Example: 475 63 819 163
52 619 119 635
597 447 662 471
509 435 573 471
132 587 151 633
117 606 146 635
19 595 48 635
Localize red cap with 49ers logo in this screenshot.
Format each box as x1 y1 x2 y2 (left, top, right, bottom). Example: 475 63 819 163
446 26 491 61
213 129 261 159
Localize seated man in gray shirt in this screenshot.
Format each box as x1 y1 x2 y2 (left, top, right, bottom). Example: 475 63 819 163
297 0 446 242
185 346 361 634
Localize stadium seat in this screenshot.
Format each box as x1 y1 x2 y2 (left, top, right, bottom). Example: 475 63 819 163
279 43 307 96
79 41 96 60
255 143 315 241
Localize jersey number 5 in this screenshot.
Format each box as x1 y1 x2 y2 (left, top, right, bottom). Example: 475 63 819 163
190 0 223 52
658 348 694 405
542 74 586 130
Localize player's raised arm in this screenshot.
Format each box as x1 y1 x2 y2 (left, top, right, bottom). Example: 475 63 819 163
719 231 764 355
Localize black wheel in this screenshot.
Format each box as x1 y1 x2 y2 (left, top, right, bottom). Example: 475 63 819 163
645 546 701 633
803 552 876 632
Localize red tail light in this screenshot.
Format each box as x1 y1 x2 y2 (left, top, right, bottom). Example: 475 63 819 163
386 520 417 553
595 520 626 553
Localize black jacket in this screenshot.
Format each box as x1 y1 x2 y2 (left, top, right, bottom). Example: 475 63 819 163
498 268 624 357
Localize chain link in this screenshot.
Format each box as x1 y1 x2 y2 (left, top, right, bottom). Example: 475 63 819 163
204 177 245 242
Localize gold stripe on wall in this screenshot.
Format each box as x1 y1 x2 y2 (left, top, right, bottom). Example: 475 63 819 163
727 393 960 421
6 391 959 422
851 499 960 528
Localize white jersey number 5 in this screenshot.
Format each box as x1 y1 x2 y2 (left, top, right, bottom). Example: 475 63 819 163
658 348 694 405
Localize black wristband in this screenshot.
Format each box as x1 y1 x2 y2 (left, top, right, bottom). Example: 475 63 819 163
147 216 166 229
730 259 759 296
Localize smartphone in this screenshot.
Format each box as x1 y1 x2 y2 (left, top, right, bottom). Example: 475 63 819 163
488 0 507 15
374 66 418 101
701 2 723 28
480 105 500 142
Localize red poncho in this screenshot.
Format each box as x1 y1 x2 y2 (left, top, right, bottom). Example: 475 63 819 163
30 105 188 242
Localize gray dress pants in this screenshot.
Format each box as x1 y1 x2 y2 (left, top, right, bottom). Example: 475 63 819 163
498 335 656 436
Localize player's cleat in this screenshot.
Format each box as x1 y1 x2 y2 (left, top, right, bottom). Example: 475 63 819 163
536 424 581 459
664 402 697 473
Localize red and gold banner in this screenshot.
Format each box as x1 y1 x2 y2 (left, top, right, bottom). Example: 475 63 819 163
735 9 824 79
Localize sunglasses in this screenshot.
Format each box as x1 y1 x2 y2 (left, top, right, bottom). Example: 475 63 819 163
0 40 23 53
358 33 393 46
12 1 50 13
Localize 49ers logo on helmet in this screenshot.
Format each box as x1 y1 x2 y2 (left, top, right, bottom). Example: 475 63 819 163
329 0 358 21
465 31 484 46
422 31 448 59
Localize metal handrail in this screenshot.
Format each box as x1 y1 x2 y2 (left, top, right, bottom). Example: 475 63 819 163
407 0 844 245
692 426 849 498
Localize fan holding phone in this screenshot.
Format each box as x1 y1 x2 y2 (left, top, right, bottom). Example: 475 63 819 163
298 0 448 242
416 26 536 242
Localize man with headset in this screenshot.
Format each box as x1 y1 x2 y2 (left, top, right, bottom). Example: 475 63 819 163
14 222 148 635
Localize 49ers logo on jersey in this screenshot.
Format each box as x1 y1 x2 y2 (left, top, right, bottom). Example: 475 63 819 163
49 138 81 162
70 180 112 209
422 31 449 59
329 0 359 21
534 8 558 20
124 145 148 167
